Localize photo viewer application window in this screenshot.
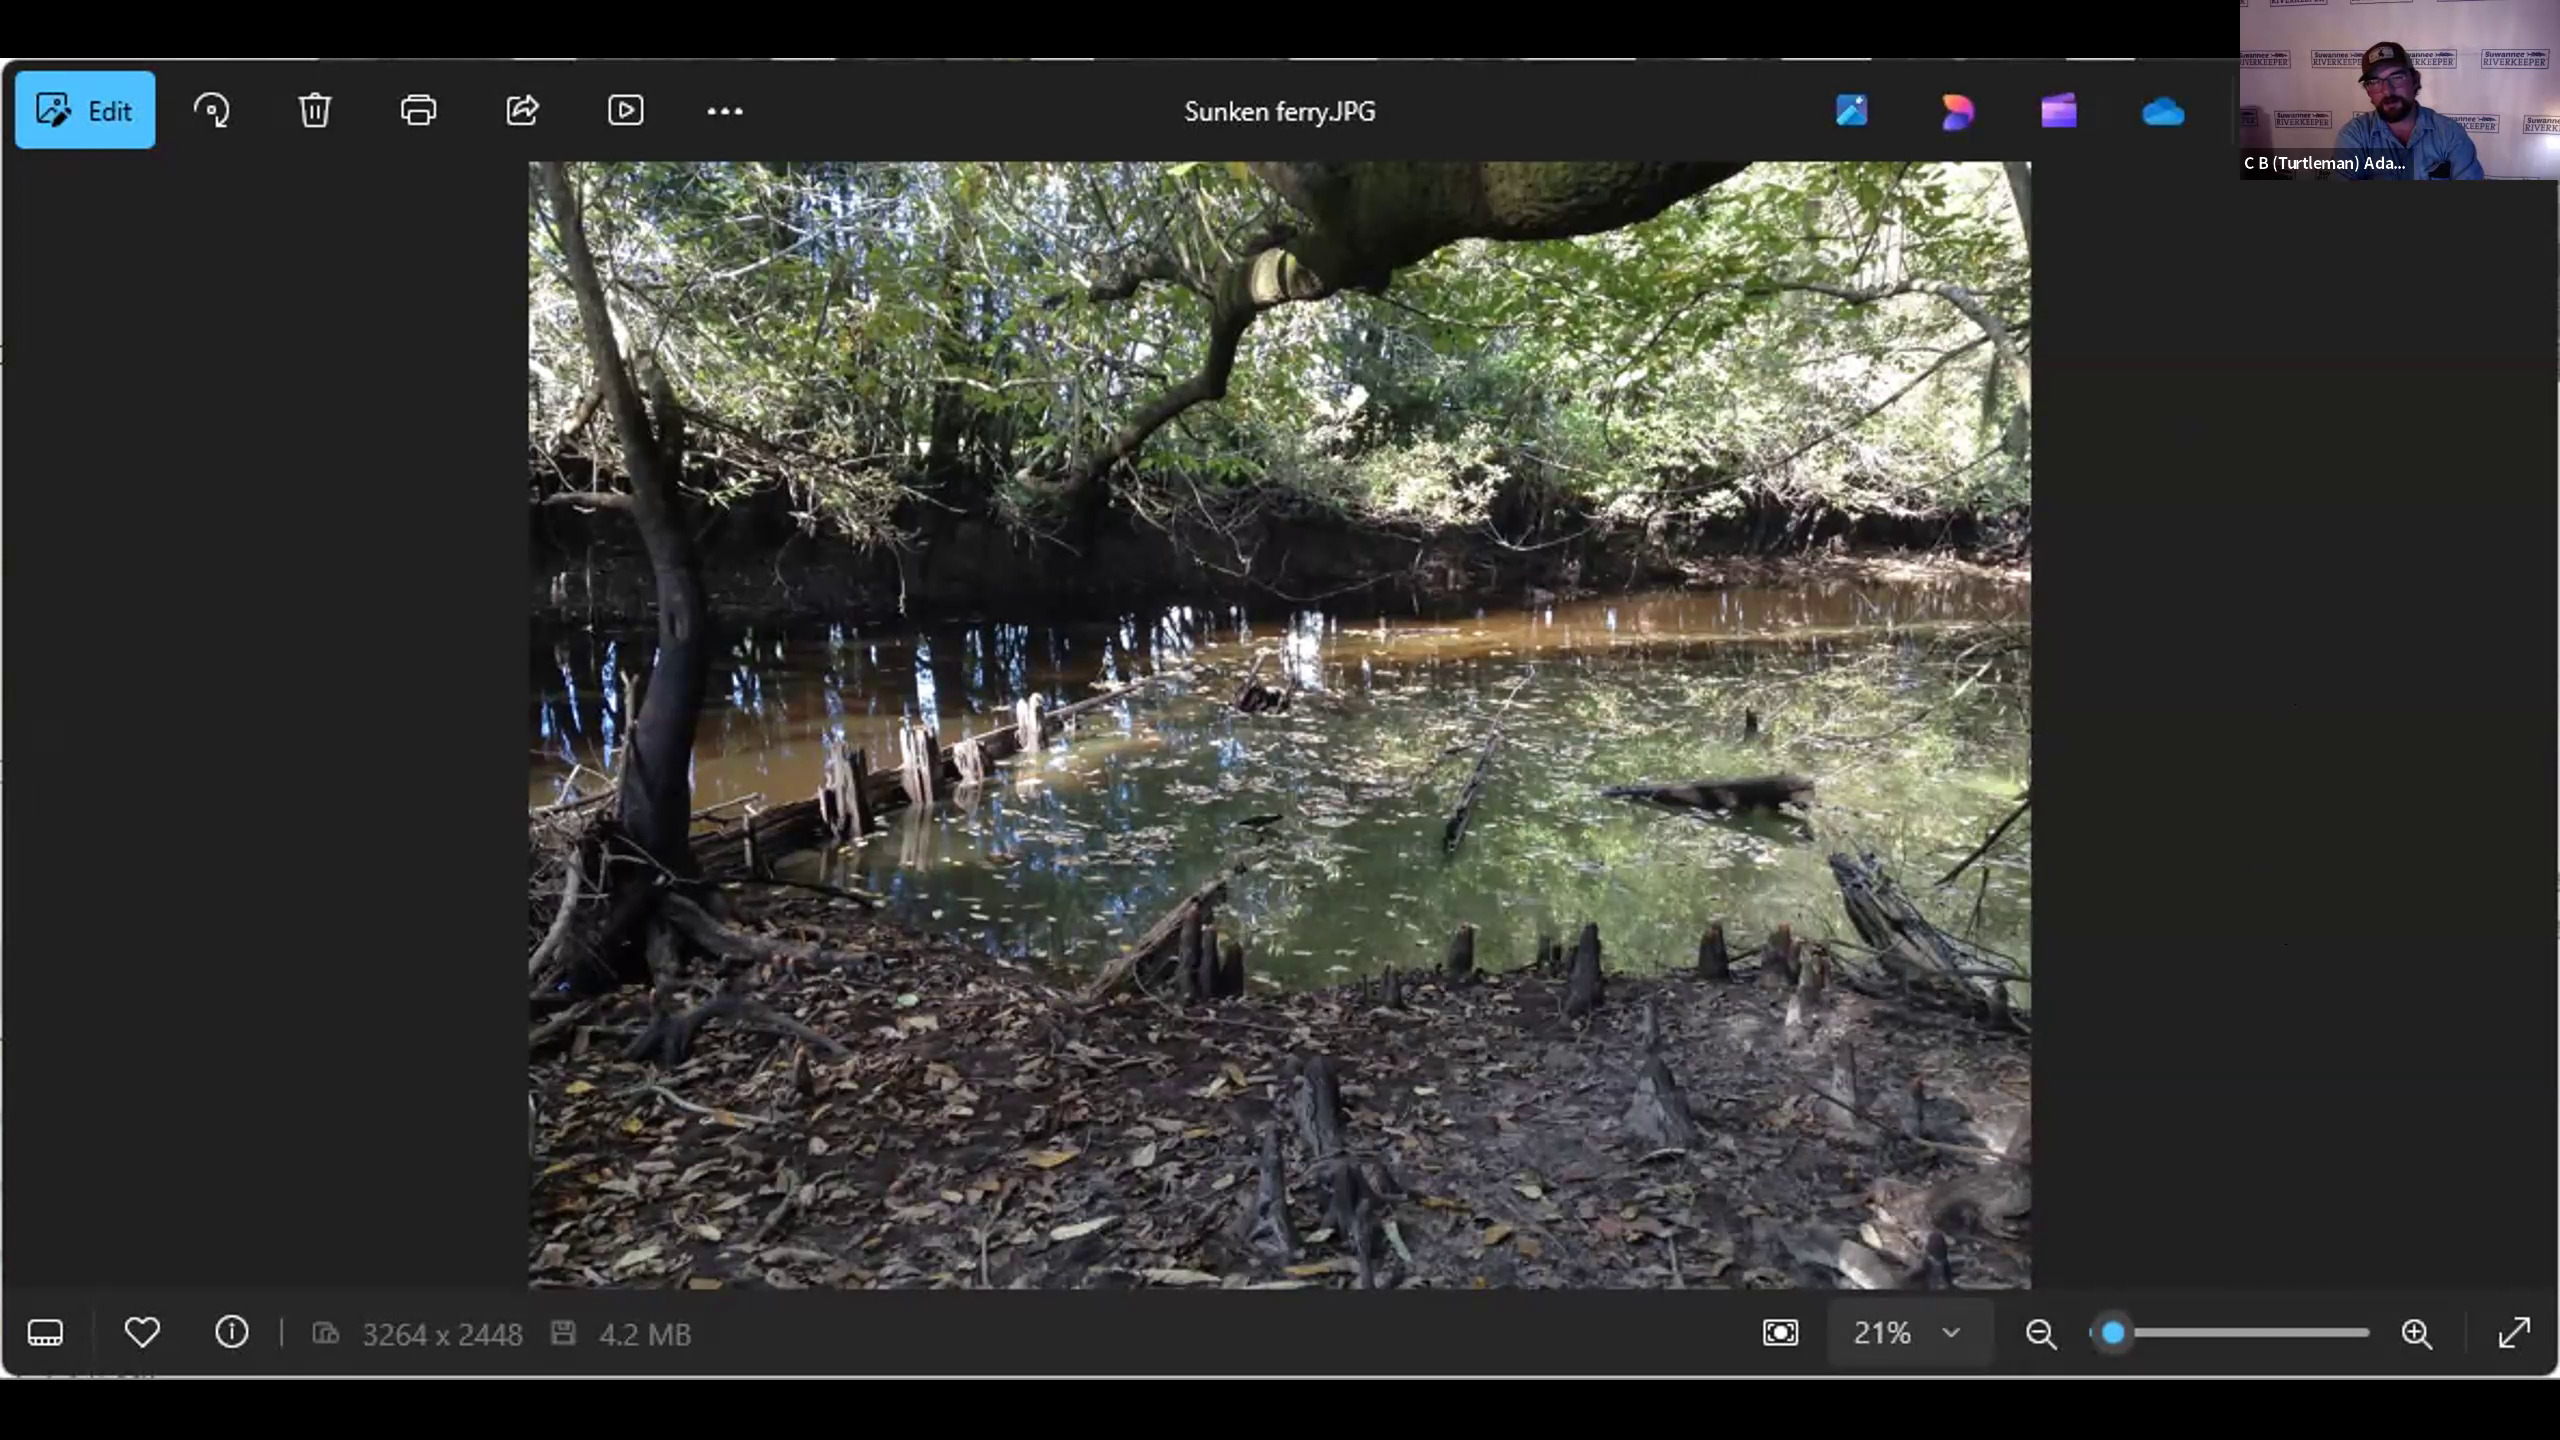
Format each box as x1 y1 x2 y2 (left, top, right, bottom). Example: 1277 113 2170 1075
3 50 2552 1380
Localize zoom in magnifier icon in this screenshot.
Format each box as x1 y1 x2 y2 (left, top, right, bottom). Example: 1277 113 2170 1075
2025 1318 2057 1351
2401 1319 2431 1350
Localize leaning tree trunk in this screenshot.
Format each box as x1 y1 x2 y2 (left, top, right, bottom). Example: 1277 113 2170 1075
539 161 714 985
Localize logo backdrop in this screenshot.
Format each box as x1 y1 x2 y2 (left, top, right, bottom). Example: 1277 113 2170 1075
2238 0 2560 177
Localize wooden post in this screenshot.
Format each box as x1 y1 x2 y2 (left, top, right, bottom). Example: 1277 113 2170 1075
901 721 942 806
953 736 986 788
847 746 873 835
1016 695 1045 754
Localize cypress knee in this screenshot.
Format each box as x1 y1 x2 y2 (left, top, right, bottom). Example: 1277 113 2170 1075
1698 922 1730 980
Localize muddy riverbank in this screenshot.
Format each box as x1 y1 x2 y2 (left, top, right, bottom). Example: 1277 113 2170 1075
529 886 2030 1292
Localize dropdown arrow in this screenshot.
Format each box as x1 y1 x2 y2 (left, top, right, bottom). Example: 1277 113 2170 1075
1942 1327 1962 1338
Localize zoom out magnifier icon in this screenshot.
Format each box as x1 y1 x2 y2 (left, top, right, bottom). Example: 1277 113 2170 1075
2402 1319 2431 1350
2025 1318 2057 1350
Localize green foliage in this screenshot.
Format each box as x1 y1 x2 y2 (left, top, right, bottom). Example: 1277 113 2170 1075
528 160 2029 545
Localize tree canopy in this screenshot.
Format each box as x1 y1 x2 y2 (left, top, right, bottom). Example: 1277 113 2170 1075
529 159 2029 553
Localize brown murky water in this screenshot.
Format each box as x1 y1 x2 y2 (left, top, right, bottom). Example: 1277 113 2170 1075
531 578 2031 990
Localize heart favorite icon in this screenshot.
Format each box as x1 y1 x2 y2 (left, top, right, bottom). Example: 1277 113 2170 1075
125 1316 161 1348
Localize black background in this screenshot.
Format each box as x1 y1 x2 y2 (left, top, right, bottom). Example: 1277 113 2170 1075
4 54 2552 1376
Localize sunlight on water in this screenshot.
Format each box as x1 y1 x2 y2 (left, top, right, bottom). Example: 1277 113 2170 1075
532 580 2030 988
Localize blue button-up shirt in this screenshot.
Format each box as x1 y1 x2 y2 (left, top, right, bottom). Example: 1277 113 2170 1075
2333 104 2485 180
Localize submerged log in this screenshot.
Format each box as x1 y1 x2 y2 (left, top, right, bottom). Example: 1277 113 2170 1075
1233 649 1271 710
1444 924 1477 983
1082 855 1257 1002
1604 773 1814 812
1442 726 1502 852
1563 921 1604 1020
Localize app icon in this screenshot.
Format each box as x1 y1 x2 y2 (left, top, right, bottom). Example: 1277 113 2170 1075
1943 94 1975 131
1835 93 1868 127
2142 96 2185 127
2041 92 2077 128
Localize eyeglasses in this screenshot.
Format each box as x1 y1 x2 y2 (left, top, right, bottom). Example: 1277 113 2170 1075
2362 71 2415 92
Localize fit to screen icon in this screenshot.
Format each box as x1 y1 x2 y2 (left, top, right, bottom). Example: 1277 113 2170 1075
1761 1318 1800 1346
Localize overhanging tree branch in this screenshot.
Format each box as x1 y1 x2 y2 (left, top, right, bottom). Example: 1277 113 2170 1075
1765 277 2031 419
1022 161 1752 510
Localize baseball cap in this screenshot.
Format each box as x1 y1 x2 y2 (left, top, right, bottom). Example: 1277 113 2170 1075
2359 42 2414 83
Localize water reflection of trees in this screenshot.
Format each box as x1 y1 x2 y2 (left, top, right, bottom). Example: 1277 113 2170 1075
529 585 2029 982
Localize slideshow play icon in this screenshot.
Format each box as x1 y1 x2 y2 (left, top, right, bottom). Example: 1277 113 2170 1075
609 94 645 126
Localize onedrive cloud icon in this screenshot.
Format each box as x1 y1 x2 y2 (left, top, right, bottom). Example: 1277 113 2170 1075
2142 96 2185 127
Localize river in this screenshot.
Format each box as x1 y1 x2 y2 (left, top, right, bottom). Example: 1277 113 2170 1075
530 578 2030 991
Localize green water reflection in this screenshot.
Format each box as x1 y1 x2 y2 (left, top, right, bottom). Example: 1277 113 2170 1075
530 582 2030 989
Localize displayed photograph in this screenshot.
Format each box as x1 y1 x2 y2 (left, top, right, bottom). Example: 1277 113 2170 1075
526 158 2032 1291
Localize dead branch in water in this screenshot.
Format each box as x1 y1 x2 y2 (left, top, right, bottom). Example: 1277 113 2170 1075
1936 789 2030 889
1443 673 1530 852
1082 854 1258 1003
